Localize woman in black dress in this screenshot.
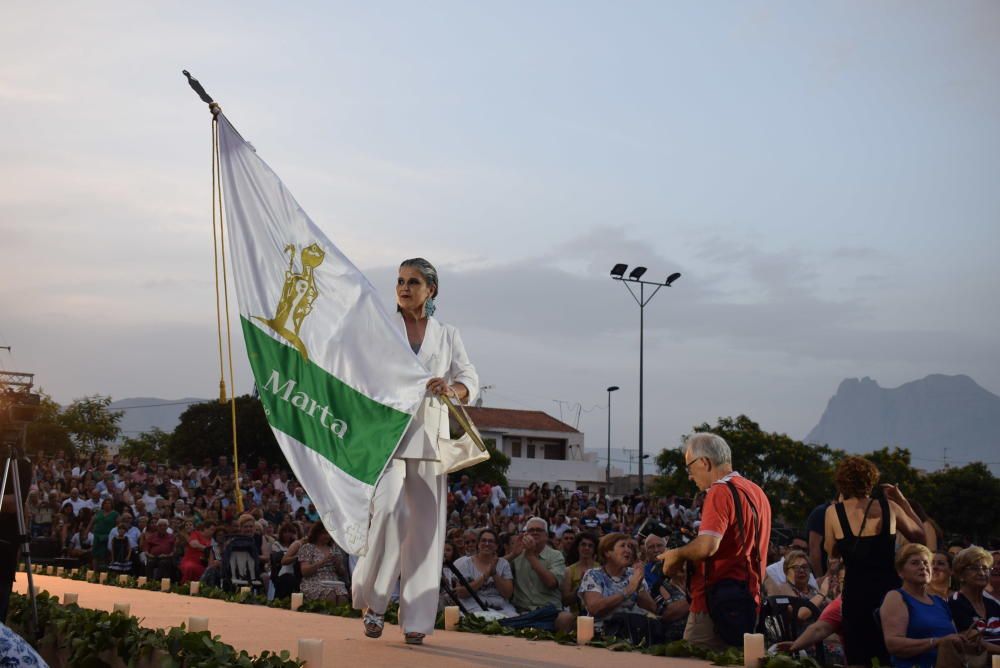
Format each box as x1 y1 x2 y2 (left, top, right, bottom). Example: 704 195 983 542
824 457 926 668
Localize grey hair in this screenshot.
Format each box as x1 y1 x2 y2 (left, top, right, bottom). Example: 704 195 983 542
524 516 548 533
685 433 732 467
399 258 439 298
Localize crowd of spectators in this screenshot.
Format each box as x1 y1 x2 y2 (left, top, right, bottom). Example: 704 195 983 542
15 443 1000 665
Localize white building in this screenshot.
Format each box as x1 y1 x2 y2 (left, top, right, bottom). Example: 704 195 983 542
462 407 608 494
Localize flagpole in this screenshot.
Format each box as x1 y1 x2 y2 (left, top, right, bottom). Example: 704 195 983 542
185 70 243 512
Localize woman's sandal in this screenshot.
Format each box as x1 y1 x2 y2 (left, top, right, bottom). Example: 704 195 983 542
404 632 425 645
363 609 384 638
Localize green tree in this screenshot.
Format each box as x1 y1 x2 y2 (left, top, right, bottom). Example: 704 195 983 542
168 395 287 470
59 395 122 457
23 393 74 456
119 427 172 462
652 415 843 527
458 437 511 487
863 447 921 493
913 463 1000 543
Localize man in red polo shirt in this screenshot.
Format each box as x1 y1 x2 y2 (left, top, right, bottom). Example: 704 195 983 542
658 433 771 650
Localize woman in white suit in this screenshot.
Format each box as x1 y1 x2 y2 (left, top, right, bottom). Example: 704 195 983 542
352 257 478 645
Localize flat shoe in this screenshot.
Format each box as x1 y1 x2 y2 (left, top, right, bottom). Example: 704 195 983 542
404 632 425 645
363 609 384 638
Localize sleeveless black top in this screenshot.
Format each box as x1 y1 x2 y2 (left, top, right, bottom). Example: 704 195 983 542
835 496 901 666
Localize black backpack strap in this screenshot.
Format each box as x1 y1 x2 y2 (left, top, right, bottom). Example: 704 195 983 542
718 480 762 587
704 479 749 584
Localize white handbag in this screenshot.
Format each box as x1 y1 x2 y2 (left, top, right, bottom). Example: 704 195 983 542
436 395 491 474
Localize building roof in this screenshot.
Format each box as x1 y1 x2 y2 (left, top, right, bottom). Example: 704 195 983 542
463 407 580 434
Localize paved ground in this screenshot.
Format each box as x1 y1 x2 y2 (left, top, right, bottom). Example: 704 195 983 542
14 573 706 667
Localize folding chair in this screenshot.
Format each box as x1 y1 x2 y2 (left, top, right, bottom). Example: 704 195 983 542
762 595 825 664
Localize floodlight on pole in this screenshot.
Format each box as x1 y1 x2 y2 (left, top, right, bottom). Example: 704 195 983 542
608 263 682 493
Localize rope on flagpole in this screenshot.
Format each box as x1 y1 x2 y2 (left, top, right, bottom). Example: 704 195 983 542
211 119 227 404
185 70 243 513
213 117 244 513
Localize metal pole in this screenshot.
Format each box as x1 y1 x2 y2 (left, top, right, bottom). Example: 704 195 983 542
606 391 612 486
638 283 645 494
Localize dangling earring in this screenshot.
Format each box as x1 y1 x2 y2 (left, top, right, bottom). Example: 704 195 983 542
424 297 436 317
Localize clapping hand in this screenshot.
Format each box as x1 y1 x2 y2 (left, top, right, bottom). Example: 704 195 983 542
506 535 525 558
626 562 646 596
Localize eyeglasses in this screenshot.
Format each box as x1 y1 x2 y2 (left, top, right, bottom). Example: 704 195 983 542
965 565 991 573
789 565 811 572
685 457 707 473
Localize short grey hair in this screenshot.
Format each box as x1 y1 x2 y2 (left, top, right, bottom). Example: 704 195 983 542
644 533 666 548
399 258 439 298
524 516 548 533
685 433 732 467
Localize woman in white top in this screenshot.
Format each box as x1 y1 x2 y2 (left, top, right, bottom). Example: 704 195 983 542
453 528 516 617
351 258 478 646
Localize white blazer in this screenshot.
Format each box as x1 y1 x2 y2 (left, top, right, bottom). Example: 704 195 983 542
393 314 479 461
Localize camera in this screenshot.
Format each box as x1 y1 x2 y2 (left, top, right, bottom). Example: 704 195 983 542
634 517 670 541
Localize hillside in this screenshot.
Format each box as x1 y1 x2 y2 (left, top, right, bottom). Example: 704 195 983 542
806 375 1000 472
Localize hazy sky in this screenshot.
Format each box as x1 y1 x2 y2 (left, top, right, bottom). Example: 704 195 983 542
3 2 998 472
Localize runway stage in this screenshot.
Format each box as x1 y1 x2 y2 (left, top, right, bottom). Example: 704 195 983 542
13 574 706 667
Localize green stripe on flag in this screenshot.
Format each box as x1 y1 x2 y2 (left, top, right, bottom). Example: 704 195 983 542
241 317 412 486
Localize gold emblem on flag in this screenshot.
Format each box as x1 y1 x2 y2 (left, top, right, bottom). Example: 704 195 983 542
254 242 326 361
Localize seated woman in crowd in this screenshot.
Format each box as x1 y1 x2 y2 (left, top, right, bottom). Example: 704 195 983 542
949 546 1000 655
297 521 349 605
767 549 830 618
453 528 516 617
578 532 657 633
199 525 228 587
928 550 954 600
179 519 212 584
562 532 598 615
271 522 303 600
91 498 118 568
881 543 966 668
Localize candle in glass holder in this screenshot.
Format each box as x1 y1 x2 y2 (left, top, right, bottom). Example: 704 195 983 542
46 566 54 575
992 655 1000 668
99 572 108 583
71 568 79 576
118 574 129 585
239 586 251 596
161 578 171 592
743 633 766 668
297 639 323 667
137 576 147 587
576 616 594 645
188 616 209 633
189 581 200 595
113 602 130 616
290 592 303 611
444 606 460 631
63 593 78 605
56 567 64 576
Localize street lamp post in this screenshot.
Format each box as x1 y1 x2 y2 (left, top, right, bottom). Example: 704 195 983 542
609 264 681 494
606 385 619 488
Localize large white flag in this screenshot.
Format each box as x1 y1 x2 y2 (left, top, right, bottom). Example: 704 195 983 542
217 114 429 555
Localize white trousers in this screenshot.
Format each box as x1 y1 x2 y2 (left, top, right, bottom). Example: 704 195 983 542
351 458 446 635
